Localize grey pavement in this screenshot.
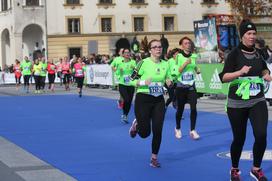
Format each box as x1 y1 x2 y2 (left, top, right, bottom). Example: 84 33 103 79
0 84 272 181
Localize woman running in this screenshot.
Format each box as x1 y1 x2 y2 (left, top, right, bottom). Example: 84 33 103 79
219 20 271 181
32 59 42 93
165 48 181 109
129 39 172 168
174 37 200 140
116 48 136 123
62 56 71 91
14 59 22 91
73 57 86 97
47 58 57 92
20 56 32 93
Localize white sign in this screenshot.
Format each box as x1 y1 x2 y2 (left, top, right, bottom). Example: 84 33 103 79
86 64 113 85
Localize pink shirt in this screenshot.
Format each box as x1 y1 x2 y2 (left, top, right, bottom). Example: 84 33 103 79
74 63 84 77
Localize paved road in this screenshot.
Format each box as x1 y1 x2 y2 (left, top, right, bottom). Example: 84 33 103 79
0 85 272 181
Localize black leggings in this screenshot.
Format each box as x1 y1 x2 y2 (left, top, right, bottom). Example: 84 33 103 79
227 101 268 168
165 83 176 107
175 87 197 130
76 77 84 89
134 93 165 155
15 76 21 84
41 76 46 90
34 75 42 90
119 84 135 116
23 75 31 86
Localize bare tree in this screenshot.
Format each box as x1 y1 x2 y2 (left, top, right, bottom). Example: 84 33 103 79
226 0 272 21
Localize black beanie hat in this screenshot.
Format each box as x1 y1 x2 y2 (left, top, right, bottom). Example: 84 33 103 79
239 20 257 38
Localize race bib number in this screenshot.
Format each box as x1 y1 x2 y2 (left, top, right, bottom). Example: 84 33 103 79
76 69 83 76
124 76 130 84
148 82 164 97
249 83 261 96
181 72 194 85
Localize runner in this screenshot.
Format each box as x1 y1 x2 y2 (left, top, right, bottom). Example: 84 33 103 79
129 39 172 168
62 56 71 91
13 59 22 91
219 20 271 181
73 57 86 97
47 58 57 92
57 58 63 86
116 48 136 123
20 56 32 93
40 57 47 92
111 48 124 109
174 37 201 140
165 48 181 109
32 59 42 94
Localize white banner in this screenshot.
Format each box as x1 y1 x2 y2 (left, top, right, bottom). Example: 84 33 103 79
86 64 113 85
0 72 61 84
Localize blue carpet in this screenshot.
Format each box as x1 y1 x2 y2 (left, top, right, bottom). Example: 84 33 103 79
0 95 272 181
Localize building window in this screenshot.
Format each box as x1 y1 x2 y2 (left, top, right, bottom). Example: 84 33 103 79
134 17 144 32
26 0 39 6
66 0 80 4
132 0 145 3
202 0 215 3
69 47 81 59
161 0 175 3
1 0 8 11
101 18 112 32
68 18 81 34
99 0 112 3
164 17 174 31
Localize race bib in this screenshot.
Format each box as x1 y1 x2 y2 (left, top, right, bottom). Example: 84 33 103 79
181 72 194 85
24 67 29 71
76 69 83 76
148 82 164 97
249 83 261 96
124 76 130 84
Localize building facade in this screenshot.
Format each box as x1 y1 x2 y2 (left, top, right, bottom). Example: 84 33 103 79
1 0 271 66
0 0 46 68
46 0 231 60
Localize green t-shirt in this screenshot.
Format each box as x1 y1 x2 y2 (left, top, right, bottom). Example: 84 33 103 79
117 59 136 86
110 56 124 77
168 58 179 83
176 53 198 85
132 57 171 96
40 62 47 77
20 61 32 76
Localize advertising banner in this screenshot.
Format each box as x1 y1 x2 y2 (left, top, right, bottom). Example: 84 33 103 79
194 18 219 63
86 64 113 85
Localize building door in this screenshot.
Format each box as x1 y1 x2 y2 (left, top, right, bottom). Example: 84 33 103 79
69 47 81 60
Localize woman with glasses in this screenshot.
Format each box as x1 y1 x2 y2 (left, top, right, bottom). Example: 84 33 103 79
174 36 201 140
129 39 172 168
116 48 136 123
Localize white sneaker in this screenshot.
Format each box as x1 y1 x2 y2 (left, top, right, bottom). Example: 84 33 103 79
190 130 200 140
175 128 182 139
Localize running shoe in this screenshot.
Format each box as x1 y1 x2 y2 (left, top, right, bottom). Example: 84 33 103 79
150 158 161 168
174 128 182 139
190 130 200 140
250 168 267 181
129 119 137 138
121 114 128 124
79 90 82 97
230 168 241 181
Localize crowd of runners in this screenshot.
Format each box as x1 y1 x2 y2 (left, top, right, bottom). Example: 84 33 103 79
7 19 272 181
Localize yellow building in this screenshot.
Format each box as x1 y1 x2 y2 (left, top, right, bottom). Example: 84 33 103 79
46 0 232 60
